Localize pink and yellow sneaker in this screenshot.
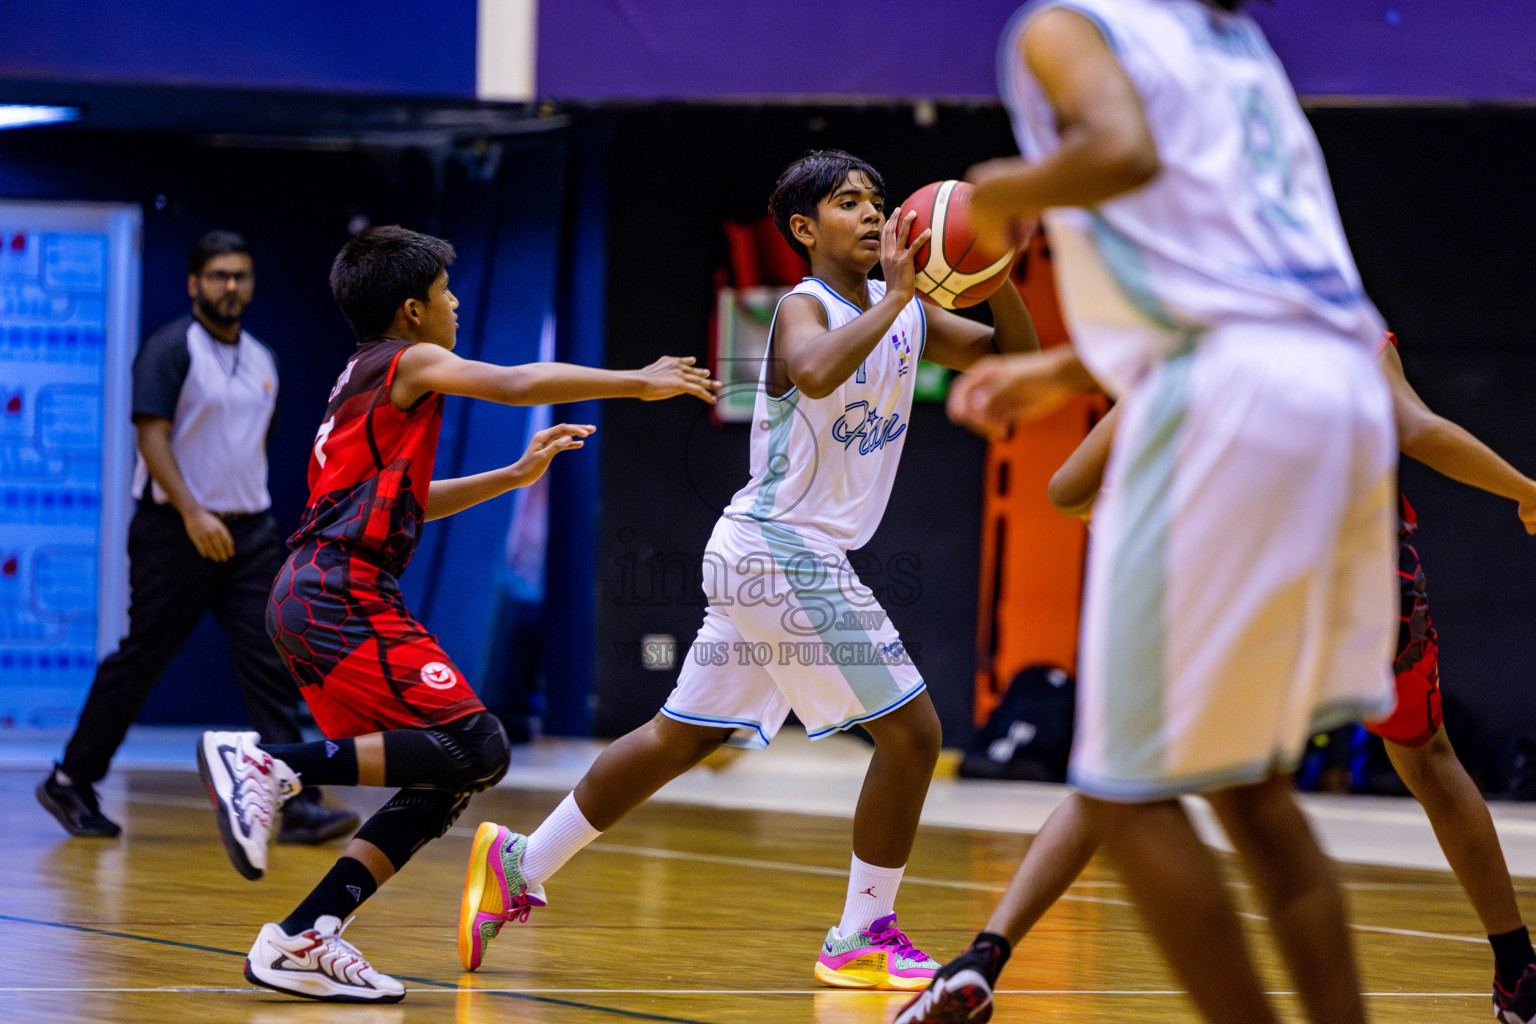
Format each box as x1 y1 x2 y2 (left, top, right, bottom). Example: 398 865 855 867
814 913 940 991
458 822 546 971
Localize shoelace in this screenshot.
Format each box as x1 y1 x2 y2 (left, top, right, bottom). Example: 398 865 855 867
869 924 926 962
500 892 539 924
236 746 277 828
310 917 374 983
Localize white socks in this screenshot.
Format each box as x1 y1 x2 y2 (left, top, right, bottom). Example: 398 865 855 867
520 801 906 936
520 792 602 886
837 853 905 938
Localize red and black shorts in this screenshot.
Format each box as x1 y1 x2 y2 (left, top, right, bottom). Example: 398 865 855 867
1363 536 1443 748
265 540 485 739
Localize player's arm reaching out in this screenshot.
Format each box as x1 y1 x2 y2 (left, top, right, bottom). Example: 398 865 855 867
1047 402 1119 519
423 423 593 522
966 9 1159 254
943 9 1155 427
772 209 929 399
390 347 719 411
1384 342 1536 533
1020 343 1536 534
948 344 1102 438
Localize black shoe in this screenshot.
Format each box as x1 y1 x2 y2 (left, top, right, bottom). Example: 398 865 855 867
894 937 1008 1024
276 794 360 845
1496 966 1536 1024
894 966 994 1024
36 766 121 838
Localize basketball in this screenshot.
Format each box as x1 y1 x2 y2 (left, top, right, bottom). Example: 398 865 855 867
900 179 1023 309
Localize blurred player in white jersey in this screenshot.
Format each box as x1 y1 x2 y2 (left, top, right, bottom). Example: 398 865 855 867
900 2 1397 1023
460 150 1040 988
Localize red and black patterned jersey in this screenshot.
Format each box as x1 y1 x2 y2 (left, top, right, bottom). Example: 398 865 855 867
289 339 444 575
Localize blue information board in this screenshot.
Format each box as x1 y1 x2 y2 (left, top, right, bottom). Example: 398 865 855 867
0 202 139 727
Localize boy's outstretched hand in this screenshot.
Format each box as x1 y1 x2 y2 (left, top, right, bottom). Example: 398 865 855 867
510 423 595 488
948 347 1095 439
638 356 721 403
1519 495 1536 535
967 157 1040 257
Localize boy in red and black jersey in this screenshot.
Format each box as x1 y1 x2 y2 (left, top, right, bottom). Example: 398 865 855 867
268 333 476 736
193 226 718 1003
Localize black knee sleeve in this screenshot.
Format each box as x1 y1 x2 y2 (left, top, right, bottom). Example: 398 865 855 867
354 787 471 869
382 711 511 792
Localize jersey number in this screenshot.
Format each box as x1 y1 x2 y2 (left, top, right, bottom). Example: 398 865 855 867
312 416 335 468
1235 85 1305 230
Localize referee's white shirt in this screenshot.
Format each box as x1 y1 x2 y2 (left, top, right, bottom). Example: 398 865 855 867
131 317 279 515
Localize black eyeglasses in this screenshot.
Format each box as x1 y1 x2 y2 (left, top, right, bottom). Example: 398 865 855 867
202 270 253 285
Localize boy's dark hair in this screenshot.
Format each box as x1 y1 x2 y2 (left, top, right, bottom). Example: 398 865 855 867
768 150 886 261
188 230 250 276
330 225 457 339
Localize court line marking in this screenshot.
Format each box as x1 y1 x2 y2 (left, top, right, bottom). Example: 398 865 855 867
116 791 1507 897
0 913 715 1024
0 985 1491 998
124 794 1491 892
108 799 1492 948
556 840 1491 947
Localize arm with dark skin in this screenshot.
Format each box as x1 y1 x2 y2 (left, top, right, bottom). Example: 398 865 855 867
391 348 717 411
948 344 1102 439
772 209 930 400
424 423 593 521
1048 402 1120 518
392 352 716 521
945 10 1157 429
965 8 1161 253
1034 346 1536 532
920 266 1042 371
136 415 235 562
378 277 718 520
384 352 714 521
1384 343 1536 533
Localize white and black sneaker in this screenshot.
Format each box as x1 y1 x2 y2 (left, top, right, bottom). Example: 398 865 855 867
244 915 405 1003
197 730 299 880
893 966 995 1024
1497 967 1536 1024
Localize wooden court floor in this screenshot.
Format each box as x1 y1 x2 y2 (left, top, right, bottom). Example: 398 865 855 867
0 765 1513 1023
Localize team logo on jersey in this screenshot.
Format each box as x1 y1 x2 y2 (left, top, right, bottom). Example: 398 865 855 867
890 330 912 376
420 662 458 689
832 401 906 455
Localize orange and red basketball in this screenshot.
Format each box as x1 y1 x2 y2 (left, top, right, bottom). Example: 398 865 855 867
900 179 1022 309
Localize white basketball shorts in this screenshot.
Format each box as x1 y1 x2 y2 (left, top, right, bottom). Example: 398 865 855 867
662 516 926 749
1071 325 1398 801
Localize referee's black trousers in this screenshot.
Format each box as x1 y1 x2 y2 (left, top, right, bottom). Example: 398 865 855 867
61 501 308 786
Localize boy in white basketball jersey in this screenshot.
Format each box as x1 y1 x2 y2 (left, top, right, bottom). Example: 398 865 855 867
459 150 1040 988
899 2 1396 1024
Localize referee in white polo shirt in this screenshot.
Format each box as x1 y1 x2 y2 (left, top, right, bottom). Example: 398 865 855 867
37 231 358 844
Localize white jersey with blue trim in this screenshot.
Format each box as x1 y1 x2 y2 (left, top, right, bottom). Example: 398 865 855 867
723 276 926 551
999 0 1385 394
